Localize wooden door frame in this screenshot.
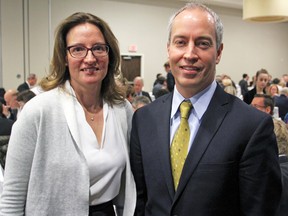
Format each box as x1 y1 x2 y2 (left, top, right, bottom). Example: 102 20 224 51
121 53 144 78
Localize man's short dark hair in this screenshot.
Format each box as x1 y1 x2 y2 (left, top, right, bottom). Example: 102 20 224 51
254 94 275 115
242 73 248 79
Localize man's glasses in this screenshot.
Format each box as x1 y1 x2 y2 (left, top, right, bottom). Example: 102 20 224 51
67 44 109 59
251 104 266 109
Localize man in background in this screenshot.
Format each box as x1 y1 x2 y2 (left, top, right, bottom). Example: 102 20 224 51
164 61 175 92
17 73 37 92
274 87 288 121
133 76 152 101
238 73 249 96
3 89 19 121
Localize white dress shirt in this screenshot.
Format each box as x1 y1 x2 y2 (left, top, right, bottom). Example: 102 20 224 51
170 81 217 151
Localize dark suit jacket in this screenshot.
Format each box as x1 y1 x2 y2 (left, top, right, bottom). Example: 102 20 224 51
130 85 282 216
243 87 256 104
17 82 29 92
238 79 248 96
0 117 14 136
274 95 288 120
7 108 18 121
166 72 175 92
141 91 152 102
276 155 288 216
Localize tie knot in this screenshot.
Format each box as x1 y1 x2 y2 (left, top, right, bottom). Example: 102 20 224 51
180 100 192 119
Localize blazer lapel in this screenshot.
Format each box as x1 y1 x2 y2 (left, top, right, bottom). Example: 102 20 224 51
154 93 176 199
174 86 230 200
59 81 81 149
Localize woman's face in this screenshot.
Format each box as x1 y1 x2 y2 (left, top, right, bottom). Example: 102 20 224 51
256 73 269 91
66 23 109 91
270 85 278 95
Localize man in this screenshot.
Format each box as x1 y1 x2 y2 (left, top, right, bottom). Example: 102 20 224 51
3 89 19 121
238 73 249 96
133 76 152 101
152 75 167 97
251 94 288 216
132 95 151 111
0 102 14 136
164 61 175 92
130 3 281 216
17 73 37 92
274 87 288 121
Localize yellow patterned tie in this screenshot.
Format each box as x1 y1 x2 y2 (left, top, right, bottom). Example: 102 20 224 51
171 100 192 190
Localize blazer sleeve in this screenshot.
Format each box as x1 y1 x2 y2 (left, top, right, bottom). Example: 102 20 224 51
130 110 147 216
239 115 282 216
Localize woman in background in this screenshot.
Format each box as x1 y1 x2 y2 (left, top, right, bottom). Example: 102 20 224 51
243 68 269 104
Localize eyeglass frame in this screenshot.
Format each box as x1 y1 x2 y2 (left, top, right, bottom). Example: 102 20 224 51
66 44 109 59
250 104 267 109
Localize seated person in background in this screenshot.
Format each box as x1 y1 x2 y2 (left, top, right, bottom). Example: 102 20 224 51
132 95 150 111
273 119 288 216
3 89 19 121
154 88 169 99
0 102 14 136
153 73 162 86
164 61 175 92
133 76 151 101
251 94 288 216
126 84 135 103
284 112 288 125
0 88 6 105
222 78 237 96
152 75 167 97
267 84 279 97
274 87 288 121
16 90 36 112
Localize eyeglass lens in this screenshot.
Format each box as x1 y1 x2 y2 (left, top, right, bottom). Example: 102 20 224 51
68 44 108 58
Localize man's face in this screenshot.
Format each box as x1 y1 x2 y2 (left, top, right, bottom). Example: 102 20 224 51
28 76 37 86
167 8 223 98
133 79 143 94
251 97 270 114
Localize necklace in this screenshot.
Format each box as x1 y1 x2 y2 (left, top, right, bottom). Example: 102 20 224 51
82 106 99 122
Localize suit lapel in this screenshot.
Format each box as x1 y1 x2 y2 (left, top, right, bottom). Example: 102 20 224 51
174 86 230 200
154 93 176 199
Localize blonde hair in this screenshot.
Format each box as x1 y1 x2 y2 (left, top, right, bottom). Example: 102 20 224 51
222 78 232 87
273 119 288 155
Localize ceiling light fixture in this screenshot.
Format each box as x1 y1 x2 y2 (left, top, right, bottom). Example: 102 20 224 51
243 0 288 23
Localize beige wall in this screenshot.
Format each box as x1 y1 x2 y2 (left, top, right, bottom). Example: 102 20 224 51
1 0 288 91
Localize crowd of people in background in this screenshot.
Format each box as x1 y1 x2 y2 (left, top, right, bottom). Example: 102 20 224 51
0 2 287 215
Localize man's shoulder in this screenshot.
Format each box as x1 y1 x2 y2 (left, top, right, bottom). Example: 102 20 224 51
17 82 29 91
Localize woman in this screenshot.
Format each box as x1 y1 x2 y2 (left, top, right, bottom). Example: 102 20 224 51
0 12 136 215
243 68 269 104
267 84 280 97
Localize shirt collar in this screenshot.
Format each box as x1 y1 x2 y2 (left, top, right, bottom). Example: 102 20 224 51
171 81 217 120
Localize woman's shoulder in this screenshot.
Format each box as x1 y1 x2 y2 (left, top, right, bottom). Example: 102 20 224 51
22 87 62 112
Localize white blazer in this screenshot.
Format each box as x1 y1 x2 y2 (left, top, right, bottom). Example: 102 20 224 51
0 81 136 216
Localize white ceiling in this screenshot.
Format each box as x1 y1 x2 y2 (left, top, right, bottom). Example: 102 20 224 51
115 0 243 9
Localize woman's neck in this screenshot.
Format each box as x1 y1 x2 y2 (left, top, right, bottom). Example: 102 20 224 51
256 86 264 94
